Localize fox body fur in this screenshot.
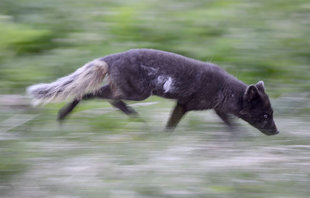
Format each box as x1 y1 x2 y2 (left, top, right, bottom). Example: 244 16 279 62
27 49 279 135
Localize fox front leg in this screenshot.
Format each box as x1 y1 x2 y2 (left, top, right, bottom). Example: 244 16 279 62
214 110 238 131
215 110 232 127
165 103 187 131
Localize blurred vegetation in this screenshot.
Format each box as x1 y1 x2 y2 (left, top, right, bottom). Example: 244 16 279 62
0 0 309 95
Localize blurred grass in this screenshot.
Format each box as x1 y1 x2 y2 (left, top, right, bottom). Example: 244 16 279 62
0 0 310 197
0 0 309 94
1 103 310 197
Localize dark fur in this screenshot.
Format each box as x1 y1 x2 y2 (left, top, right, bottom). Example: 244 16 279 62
34 49 279 135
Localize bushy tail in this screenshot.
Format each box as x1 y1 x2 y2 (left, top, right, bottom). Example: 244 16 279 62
27 59 108 105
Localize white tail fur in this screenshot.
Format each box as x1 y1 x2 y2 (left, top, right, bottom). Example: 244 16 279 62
27 59 108 105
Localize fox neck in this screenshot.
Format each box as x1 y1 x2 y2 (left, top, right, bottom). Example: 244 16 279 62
216 77 247 117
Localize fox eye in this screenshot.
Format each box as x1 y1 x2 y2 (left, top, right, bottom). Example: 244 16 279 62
263 114 269 119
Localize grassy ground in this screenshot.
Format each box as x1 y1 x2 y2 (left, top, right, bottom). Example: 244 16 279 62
1 96 310 198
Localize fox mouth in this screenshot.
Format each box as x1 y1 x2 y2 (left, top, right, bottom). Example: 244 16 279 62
247 120 279 136
260 129 279 136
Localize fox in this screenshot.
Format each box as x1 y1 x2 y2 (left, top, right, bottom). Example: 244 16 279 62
27 49 279 135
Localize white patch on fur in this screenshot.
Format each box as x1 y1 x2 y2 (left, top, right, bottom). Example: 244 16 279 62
157 76 165 84
163 77 173 93
157 76 173 93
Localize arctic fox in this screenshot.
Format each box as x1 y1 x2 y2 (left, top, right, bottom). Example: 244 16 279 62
27 49 279 135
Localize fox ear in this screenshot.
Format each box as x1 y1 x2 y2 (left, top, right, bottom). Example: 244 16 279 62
256 80 265 92
244 85 259 102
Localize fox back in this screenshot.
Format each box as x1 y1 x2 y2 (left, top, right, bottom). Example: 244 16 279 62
102 49 237 105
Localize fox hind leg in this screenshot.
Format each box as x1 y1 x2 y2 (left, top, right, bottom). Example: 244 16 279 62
57 85 114 122
58 85 139 122
110 100 138 116
58 99 80 122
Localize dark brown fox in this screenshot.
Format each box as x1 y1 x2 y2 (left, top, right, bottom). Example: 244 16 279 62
27 49 279 135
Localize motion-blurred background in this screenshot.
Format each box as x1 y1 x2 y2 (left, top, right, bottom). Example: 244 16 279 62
0 0 310 197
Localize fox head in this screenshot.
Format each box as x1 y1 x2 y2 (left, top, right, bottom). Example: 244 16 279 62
239 81 279 135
